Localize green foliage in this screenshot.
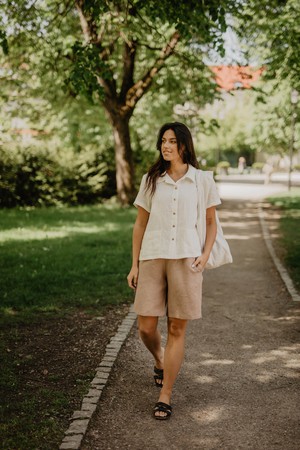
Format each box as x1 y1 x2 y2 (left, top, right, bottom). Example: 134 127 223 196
249 80 299 156
197 80 299 162
0 147 116 207
0 204 134 313
0 29 8 55
268 190 300 210
237 0 300 91
252 162 264 170
67 42 109 101
197 89 257 162
0 0 235 110
217 161 230 168
267 189 300 291
0 0 237 204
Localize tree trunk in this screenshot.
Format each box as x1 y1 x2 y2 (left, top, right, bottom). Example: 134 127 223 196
110 114 135 205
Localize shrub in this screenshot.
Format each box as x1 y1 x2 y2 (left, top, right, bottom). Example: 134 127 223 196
217 161 230 169
252 162 265 170
0 146 116 208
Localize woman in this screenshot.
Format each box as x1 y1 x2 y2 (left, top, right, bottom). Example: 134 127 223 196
127 122 221 420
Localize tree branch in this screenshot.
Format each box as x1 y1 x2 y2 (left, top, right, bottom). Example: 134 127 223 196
119 38 137 102
128 1 164 38
74 0 117 98
139 42 167 52
122 31 180 114
75 0 98 43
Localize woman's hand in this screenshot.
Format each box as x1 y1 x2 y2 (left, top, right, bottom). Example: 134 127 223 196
192 254 209 272
127 266 139 290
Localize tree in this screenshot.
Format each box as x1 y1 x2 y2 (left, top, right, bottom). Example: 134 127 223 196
1 0 235 204
196 89 258 165
237 0 300 91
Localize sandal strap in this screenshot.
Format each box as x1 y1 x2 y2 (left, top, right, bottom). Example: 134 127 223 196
154 374 163 380
154 366 164 376
154 402 172 413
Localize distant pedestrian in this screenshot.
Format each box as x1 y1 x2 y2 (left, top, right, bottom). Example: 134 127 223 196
127 122 221 420
238 156 246 174
263 162 274 184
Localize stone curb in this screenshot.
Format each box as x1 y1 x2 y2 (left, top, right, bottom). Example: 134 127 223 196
258 205 300 302
59 304 137 450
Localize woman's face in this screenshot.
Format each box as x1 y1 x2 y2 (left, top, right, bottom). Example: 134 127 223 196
161 129 183 163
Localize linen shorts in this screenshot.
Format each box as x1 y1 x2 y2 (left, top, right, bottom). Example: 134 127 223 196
134 258 203 320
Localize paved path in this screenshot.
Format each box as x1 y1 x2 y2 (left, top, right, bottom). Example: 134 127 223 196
216 172 300 186
82 190 300 450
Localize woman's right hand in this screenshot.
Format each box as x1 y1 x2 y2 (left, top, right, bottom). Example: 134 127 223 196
127 266 139 290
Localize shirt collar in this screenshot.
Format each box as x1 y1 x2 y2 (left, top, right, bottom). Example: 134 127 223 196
157 165 196 184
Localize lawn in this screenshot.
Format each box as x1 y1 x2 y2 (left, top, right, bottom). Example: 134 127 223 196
0 204 136 449
267 188 300 292
0 204 136 320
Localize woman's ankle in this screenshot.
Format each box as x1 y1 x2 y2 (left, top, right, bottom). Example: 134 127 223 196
158 390 172 405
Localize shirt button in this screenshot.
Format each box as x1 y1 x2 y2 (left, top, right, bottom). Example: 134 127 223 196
175 186 178 190
172 225 175 228
172 238 175 241
173 212 176 215
173 198 176 201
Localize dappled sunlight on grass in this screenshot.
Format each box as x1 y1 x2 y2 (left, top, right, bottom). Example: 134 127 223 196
2 307 18 316
0 204 136 231
0 205 135 317
0 222 122 242
265 191 300 291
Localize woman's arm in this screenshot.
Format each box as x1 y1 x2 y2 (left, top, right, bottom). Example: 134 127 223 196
127 206 150 289
193 206 217 270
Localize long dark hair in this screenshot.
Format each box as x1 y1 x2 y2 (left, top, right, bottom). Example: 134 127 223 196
145 122 199 196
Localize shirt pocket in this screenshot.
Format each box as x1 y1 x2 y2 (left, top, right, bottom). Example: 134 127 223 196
141 230 161 256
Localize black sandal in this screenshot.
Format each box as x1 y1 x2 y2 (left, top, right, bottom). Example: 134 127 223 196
153 366 164 388
153 401 172 420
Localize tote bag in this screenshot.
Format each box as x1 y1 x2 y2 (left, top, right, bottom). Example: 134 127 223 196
195 170 233 270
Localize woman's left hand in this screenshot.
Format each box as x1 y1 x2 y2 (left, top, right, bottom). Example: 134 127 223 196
192 255 209 271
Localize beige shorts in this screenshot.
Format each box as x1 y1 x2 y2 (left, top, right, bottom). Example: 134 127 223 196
134 258 203 320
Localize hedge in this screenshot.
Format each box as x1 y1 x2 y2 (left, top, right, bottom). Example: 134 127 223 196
0 146 116 207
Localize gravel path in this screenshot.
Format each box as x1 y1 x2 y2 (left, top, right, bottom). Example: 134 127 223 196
81 199 300 450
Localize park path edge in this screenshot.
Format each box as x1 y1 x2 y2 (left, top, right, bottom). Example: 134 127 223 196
59 304 137 450
258 204 300 302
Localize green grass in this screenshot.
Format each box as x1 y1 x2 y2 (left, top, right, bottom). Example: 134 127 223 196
267 188 300 291
0 204 136 322
0 204 136 449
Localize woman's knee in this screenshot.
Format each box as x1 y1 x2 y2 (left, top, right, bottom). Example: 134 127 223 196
138 316 158 339
168 318 188 338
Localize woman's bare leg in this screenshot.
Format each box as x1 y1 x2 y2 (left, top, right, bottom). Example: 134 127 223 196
155 317 188 417
138 316 164 370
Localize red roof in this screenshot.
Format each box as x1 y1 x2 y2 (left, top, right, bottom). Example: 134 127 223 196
210 66 264 91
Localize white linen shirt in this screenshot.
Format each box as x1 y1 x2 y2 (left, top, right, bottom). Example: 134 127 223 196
134 165 221 261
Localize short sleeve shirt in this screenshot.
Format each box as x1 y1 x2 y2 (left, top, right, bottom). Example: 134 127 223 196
134 165 221 261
